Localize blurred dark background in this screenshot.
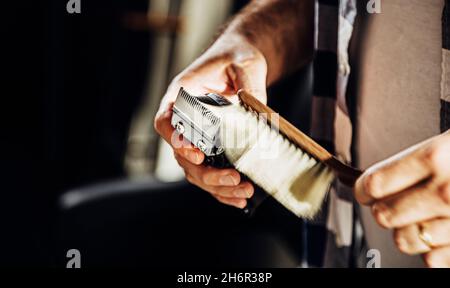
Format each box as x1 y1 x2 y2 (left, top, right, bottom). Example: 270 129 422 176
2 0 319 267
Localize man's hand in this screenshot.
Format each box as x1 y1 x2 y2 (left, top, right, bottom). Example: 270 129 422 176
154 36 267 209
355 131 450 267
154 0 314 209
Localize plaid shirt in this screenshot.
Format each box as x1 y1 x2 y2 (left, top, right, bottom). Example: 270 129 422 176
309 0 450 267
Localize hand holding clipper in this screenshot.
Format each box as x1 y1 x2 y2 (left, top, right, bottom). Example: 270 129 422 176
154 34 268 210
171 88 268 215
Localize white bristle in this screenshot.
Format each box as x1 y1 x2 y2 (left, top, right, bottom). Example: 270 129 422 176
220 105 335 219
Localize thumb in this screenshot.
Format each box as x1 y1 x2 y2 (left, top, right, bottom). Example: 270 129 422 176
228 61 268 104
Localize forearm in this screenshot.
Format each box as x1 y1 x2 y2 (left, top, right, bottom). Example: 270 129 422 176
221 0 315 85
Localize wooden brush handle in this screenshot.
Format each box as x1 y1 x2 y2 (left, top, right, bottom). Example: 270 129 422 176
238 90 362 186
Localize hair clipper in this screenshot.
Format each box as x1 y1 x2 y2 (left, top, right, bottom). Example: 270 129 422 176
171 87 267 215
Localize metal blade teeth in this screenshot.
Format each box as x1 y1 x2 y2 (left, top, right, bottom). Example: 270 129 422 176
179 89 220 126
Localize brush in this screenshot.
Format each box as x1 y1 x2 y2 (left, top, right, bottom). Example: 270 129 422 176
229 90 362 218
171 88 362 218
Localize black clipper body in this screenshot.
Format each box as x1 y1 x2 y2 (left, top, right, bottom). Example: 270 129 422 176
171 88 267 215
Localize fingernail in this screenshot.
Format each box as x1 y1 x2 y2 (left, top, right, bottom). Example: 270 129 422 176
234 189 250 198
219 175 238 186
372 202 391 228
237 200 247 209
396 236 409 253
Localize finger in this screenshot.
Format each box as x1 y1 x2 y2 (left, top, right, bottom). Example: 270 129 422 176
420 218 450 247
182 167 252 198
211 181 254 199
175 153 240 186
394 219 450 255
227 60 268 103
355 145 432 205
186 170 253 199
423 245 450 268
428 134 450 178
213 195 247 209
394 224 431 255
355 133 450 205
154 105 175 143
155 105 204 165
172 137 205 165
371 181 450 229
